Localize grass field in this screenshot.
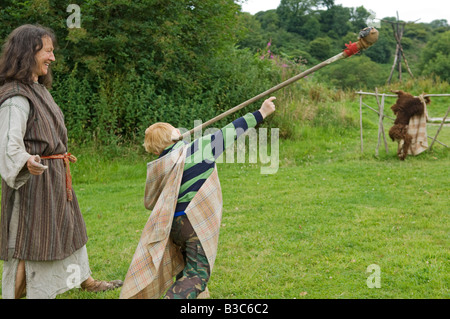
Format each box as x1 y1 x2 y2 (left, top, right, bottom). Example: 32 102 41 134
1 92 449 299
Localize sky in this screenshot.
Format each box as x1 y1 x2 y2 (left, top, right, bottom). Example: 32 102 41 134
239 0 450 24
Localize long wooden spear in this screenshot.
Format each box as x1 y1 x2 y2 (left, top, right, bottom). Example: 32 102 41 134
174 27 379 141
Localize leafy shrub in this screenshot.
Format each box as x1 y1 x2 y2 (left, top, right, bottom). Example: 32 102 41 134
420 31 450 82
317 55 386 90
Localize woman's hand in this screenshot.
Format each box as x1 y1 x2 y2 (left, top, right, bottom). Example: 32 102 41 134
259 96 276 119
27 155 47 175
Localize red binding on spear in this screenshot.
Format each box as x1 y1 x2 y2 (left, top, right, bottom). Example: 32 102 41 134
174 27 379 141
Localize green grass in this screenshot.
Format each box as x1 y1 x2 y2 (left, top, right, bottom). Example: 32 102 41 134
1 83 449 299
210 122 449 299
3 122 448 299
214 163 448 298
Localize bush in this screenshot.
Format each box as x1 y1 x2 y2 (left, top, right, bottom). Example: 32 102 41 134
49 48 278 146
52 65 94 143
309 37 333 60
420 31 450 82
317 55 386 90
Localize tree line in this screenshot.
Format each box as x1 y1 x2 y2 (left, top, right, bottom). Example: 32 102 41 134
238 0 449 87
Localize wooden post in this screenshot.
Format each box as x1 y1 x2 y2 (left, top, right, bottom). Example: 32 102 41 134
381 94 389 153
398 23 403 82
400 48 414 78
429 105 450 151
397 23 414 79
374 89 389 155
385 15 414 84
387 45 399 85
359 94 364 153
375 89 383 156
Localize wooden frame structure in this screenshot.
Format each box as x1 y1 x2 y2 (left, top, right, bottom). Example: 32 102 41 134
356 90 450 156
383 13 415 84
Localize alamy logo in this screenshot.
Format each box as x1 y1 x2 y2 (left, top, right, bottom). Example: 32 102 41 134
366 10 381 28
178 120 279 174
66 4 81 29
66 264 81 289
366 264 381 288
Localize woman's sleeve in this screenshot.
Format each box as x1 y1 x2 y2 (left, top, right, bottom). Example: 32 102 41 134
0 96 32 189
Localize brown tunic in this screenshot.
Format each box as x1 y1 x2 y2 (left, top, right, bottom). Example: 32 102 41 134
0 81 88 261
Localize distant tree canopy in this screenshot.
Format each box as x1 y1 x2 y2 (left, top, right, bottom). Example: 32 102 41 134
237 0 449 84
275 0 370 39
420 30 450 81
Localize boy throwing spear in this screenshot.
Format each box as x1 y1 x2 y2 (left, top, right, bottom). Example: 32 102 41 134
120 97 276 299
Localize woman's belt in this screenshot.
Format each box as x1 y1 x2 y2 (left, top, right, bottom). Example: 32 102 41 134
41 153 77 201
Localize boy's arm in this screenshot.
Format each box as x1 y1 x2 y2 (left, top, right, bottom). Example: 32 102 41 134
210 97 276 159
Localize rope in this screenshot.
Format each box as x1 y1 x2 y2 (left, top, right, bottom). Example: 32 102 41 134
41 153 77 201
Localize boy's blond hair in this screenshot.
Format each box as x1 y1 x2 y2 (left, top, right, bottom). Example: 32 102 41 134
143 122 179 155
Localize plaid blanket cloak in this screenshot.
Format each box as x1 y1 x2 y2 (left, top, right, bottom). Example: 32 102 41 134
406 100 428 156
120 145 223 299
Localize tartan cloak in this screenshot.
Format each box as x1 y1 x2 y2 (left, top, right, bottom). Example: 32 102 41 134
120 145 223 299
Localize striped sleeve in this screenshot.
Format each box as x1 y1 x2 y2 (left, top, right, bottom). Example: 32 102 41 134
210 111 263 160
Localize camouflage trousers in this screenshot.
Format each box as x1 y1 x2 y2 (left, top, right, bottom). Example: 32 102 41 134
164 214 210 299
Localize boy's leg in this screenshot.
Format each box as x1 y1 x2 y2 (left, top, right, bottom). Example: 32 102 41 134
170 215 187 281
165 215 210 299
